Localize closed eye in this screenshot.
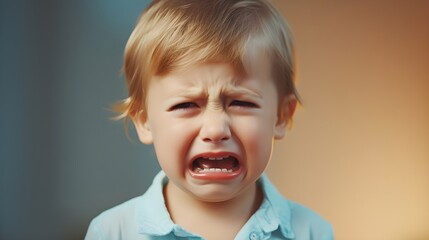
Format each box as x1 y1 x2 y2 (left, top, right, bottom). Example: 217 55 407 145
230 100 259 108
168 102 199 111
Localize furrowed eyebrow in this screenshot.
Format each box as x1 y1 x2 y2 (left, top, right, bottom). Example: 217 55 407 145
173 87 206 98
171 84 262 99
222 87 262 99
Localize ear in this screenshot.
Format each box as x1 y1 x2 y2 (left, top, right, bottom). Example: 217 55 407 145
132 112 153 144
274 96 297 140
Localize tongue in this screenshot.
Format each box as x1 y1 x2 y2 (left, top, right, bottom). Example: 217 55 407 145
195 157 237 170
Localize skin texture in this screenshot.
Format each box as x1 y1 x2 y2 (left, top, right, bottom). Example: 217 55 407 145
133 62 295 239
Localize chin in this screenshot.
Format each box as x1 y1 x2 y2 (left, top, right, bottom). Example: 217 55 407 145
185 185 240 202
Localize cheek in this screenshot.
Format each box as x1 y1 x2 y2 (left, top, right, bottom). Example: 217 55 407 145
151 118 199 170
233 115 276 160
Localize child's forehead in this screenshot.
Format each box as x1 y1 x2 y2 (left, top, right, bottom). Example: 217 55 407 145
152 63 241 87
171 63 239 81
148 61 272 99
152 58 271 87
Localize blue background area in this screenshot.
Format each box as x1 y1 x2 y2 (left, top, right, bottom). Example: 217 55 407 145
0 1 159 239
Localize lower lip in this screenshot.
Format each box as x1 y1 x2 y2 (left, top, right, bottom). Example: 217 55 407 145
189 167 242 180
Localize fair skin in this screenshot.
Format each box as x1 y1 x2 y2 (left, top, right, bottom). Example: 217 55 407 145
133 61 296 239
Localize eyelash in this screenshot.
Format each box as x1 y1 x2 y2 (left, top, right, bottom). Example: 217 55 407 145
169 100 258 111
230 100 258 108
169 102 199 111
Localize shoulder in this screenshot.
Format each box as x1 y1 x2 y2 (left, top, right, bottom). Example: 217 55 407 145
258 175 334 239
85 172 168 240
288 201 334 240
84 196 141 240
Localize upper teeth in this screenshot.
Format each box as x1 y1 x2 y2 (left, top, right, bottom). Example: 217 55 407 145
207 156 229 160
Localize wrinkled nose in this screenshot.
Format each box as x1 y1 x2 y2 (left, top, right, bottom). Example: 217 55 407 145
199 111 231 143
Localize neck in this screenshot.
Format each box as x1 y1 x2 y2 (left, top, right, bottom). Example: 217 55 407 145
164 181 263 240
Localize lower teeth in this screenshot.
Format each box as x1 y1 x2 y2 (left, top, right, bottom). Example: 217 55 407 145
198 168 233 173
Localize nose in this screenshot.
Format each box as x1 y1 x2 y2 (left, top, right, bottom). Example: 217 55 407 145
199 111 231 143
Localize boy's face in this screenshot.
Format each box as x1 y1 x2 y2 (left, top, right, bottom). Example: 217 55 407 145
134 61 293 202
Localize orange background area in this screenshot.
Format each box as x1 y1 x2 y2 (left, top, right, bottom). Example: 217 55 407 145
267 1 429 239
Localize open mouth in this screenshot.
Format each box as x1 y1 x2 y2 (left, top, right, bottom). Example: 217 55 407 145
191 155 240 174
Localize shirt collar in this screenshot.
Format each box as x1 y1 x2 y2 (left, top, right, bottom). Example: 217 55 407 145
135 171 172 236
256 174 296 238
135 171 295 239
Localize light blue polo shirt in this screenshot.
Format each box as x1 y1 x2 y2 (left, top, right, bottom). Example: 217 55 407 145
85 171 334 240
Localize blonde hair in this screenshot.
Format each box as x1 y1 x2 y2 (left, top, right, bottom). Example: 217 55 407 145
115 0 298 122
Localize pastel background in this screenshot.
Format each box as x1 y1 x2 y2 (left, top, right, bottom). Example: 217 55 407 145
1 0 428 239
269 1 429 240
